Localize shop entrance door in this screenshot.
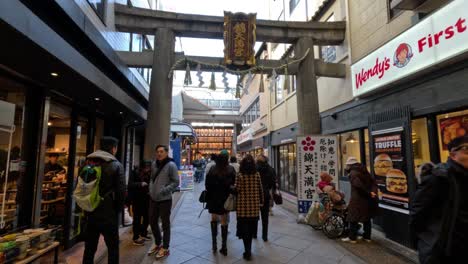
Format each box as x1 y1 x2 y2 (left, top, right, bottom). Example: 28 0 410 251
368 106 415 248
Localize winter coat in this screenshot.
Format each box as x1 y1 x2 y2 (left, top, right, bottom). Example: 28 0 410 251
149 158 179 202
346 164 378 222
256 162 276 202
230 162 240 174
205 165 236 214
128 168 150 203
235 172 264 218
85 150 126 226
204 160 215 178
410 159 468 263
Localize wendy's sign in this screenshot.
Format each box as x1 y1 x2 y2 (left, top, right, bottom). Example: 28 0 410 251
351 0 468 98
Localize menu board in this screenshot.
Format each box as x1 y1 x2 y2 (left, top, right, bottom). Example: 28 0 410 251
297 135 338 213
178 170 194 191
372 128 409 214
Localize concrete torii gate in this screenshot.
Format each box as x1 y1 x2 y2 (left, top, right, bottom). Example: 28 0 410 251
114 4 346 160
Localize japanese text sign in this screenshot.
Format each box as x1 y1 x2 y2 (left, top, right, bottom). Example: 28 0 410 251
223 11 256 67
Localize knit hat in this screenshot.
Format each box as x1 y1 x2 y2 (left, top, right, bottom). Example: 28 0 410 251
345 157 359 165
219 149 229 156
447 135 468 152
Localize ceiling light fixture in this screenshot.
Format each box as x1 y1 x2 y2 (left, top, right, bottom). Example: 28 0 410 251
119 112 123 115
345 133 358 143
50 72 59 77
94 97 100 101
48 122 52 126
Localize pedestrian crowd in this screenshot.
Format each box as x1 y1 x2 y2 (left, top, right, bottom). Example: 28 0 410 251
76 134 468 263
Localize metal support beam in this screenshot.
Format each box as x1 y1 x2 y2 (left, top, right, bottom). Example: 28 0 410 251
144 28 175 160
117 51 346 77
296 37 320 135
114 4 346 45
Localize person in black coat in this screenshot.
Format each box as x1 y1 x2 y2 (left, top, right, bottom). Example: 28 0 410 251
128 160 151 245
410 136 468 264
341 157 378 244
255 155 277 241
205 150 236 256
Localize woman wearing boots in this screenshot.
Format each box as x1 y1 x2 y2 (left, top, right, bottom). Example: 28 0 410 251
205 150 236 256
236 155 264 260
255 155 277 242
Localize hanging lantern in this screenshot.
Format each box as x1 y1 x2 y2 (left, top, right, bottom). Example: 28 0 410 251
196 64 204 87
259 71 265 93
184 63 192 86
209 72 216 91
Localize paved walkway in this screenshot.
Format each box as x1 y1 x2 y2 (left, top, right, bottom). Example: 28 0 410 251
134 183 370 264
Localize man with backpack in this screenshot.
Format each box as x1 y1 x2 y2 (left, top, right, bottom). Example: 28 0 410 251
81 137 126 264
148 145 179 260
410 135 468 263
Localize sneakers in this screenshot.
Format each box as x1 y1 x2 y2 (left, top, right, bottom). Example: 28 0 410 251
155 248 170 260
357 236 372 243
341 237 357 244
140 235 151 241
148 245 161 256
133 238 145 246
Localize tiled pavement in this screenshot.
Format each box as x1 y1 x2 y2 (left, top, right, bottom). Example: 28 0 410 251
134 183 371 264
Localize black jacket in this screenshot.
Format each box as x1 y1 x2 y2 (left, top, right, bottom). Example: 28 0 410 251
128 168 150 202
205 165 236 215
410 158 467 263
257 162 277 201
85 150 126 226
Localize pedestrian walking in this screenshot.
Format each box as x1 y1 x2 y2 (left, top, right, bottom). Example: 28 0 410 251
204 153 216 180
255 155 276 241
148 145 180 260
206 150 236 256
236 154 264 260
341 157 378 244
128 160 151 246
410 135 468 264
82 137 126 264
230 156 240 174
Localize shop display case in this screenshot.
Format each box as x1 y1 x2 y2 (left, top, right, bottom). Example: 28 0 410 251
193 127 234 156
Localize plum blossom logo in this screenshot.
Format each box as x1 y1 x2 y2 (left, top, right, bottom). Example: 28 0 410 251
394 43 413 68
301 136 316 152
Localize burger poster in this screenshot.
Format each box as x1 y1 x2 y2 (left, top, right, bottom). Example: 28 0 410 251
372 130 409 213
439 114 468 150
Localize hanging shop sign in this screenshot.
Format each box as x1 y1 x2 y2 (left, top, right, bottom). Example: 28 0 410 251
237 128 253 145
371 127 409 214
297 135 338 213
351 0 468 98
223 11 256 67
178 170 194 191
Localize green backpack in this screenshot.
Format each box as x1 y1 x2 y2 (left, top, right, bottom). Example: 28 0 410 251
73 161 103 212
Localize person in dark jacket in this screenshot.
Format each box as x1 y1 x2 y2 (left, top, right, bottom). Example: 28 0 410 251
83 137 126 264
255 155 276 241
236 155 264 260
341 157 378 244
128 160 151 246
206 150 236 256
148 145 179 260
410 135 468 264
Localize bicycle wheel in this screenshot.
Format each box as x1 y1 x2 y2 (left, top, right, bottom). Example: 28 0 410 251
322 214 345 239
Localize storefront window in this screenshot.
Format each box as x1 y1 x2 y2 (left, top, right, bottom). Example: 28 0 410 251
437 109 468 162
278 143 297 194
339 131 361 177
69 118 89 240
412 118 431 175
0 88 25 233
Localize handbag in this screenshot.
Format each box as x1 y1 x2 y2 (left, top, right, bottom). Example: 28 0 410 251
272 190 283 205
199 190 207 203
224 194 236 211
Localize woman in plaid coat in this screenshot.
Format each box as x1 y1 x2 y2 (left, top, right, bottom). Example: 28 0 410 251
236 155 264 260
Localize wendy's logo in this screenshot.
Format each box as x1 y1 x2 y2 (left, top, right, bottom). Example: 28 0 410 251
394 43 413 68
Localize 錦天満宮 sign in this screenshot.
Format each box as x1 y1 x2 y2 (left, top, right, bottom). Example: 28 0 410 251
223 11 256 67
